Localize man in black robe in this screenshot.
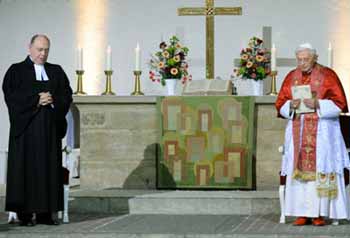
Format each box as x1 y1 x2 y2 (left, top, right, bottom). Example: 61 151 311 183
2 34 73 226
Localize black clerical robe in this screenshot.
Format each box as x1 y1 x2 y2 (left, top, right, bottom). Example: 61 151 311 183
2 56 73 213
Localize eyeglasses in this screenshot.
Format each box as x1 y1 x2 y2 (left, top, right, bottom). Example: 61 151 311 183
296 58 312 65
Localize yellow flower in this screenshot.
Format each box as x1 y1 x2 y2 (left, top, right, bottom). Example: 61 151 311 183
173 55 181 62
256 55 264 62
170 68 179 75
176 43 181 48
246 61 253 68
241 54 248 60
158 61 165 68
162 51 170 58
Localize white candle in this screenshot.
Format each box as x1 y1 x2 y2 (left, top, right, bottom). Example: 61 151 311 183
135 43 141 71
106 45 112 70
271 43 276 71
327 42 333 68
77 47 83 70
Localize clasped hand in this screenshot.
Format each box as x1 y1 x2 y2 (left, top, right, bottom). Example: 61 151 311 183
291 98 319 110
38 92 53 106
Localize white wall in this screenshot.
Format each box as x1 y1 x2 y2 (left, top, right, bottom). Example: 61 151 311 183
0 0 349 150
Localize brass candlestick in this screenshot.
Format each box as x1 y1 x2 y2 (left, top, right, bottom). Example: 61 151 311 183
102 70 115 95
267 70 278 96
74 70 86 95
131 70 144 96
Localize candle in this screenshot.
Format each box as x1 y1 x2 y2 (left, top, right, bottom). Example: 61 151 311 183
135 43 141 71
271 43 276 71
327 42 333 68
106 45 112 70
77 46 83 70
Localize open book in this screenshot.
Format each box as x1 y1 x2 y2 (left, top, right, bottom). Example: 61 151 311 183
291 85 315 114
182 79 232 96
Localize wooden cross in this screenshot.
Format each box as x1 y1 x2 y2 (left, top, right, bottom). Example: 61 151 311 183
178 0 242 79
234 26 297 93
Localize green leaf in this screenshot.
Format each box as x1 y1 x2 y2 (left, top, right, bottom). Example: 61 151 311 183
167 58 176 66
182 47 189 54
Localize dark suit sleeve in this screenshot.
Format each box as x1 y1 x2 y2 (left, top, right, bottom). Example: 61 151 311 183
2 64 40 137
52 66 73 139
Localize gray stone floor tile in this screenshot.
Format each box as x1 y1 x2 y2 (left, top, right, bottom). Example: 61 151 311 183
2 213 350 237
95 215 239 234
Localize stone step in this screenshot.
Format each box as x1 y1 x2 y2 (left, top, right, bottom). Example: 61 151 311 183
128 190 280 215
70 189 280 215
1 189 281 215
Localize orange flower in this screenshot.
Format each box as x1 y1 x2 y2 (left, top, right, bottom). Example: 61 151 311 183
256 55 264 62
162 51 170 58
173 55 181 62
246 61 253 68
176 43 181 48
158 61 165 68
241 54 248 60
170 68 178 75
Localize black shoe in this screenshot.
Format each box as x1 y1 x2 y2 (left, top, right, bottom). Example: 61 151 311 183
19 220 36 226
36 218 59 225
44 219 60 226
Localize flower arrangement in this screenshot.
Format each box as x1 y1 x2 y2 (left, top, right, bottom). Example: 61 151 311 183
234 36 270 81
149 36 191 86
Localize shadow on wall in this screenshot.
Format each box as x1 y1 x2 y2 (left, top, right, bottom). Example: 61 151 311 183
70 104 80 148
123 143 176 189
122 143 157 189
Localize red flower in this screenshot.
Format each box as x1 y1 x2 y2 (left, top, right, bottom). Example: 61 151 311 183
159 42 167 49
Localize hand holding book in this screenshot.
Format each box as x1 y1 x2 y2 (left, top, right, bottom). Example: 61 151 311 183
303 98 319 110
291 85 316 114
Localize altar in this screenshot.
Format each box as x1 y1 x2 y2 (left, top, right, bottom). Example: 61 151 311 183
73 95 286 190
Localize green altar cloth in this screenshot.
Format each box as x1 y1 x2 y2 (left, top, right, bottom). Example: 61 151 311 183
157 96 256 189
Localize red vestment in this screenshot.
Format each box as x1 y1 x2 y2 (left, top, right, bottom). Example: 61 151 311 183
275 64 348 181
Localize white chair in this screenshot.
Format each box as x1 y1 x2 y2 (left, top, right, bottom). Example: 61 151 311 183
0 150 8 185
58 146 72 223
58 147 80 223
278 146 286 224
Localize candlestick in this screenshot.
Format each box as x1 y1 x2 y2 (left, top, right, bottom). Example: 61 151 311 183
131 70 144 95
77 47 83 70
271 43 276 71
74 70 86 95
327 42 333 68
102 70 115 95
135 43 141 71
267 70 278 96
106 45 112 70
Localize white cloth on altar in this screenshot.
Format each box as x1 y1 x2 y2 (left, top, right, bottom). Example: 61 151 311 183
280 99 350 219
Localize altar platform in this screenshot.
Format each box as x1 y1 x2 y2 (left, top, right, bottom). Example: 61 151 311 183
73 95 285 191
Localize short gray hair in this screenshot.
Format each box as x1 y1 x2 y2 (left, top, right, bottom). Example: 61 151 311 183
295 43 317 56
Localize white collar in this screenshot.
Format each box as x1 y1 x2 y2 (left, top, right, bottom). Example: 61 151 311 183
34 64 49 81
